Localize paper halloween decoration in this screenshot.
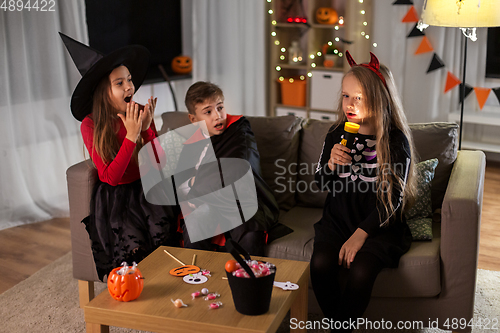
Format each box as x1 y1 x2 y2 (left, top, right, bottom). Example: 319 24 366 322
474 87 492 110
273 281 299 290
415 36 434 54
183 272 208 285
402 6 419 23
444 72 461 93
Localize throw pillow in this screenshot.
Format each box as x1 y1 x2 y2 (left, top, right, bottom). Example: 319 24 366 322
405 158 439 240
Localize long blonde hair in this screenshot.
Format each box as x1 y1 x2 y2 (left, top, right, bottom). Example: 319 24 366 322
332 64 417 225
89 71 143 165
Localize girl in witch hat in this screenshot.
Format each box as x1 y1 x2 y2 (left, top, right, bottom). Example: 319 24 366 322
311 51 417 331
60 33 179 281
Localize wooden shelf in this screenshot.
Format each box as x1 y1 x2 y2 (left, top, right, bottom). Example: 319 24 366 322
266 0 372 117
277 64 309 70
309 24 344 29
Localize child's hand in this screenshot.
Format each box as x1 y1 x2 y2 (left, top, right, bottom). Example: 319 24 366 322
338 228 368 269
328 144 352 170
141 96 157 131
118 102 143 142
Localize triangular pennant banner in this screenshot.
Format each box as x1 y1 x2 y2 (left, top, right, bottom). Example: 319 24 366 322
415 36 434 54
493 87 500 104
426 53 445 73
393 0 413 4
402 6 419 23
444 72 461 93
408 23 426 38
474 87 491 110
458 83 474 103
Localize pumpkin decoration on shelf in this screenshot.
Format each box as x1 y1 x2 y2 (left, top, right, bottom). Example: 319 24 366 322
171 55 192 74
107 262 144 302
316 7 338 25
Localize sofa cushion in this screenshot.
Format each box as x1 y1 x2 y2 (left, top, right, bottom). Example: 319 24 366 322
159 111 191 135
265 206 322 262
246 115 303 210
406 158 439 220
372 223 441 298
406 158 439 241
296 118 333 208
409 122 458 211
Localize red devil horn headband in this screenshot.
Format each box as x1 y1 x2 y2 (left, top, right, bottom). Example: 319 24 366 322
345 50 387 88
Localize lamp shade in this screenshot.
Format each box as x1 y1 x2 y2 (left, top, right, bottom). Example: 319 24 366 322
421 0 500 28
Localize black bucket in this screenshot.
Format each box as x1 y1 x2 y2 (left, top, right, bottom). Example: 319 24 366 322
225 239 275 316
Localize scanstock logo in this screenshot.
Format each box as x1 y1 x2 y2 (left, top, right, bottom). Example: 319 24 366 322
138 121 258 243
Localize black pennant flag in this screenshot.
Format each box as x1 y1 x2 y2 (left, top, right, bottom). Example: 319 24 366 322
393 0 413 4
426 54 445 73
493 87 500 104
458 83 474 103
408 23 425 38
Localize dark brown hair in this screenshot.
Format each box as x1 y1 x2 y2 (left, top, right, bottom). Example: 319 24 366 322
89 69 143 164
185 81 224 114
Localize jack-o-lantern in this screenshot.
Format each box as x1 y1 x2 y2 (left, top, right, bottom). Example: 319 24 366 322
316 7 338 25
171 55 192 74
107 266 144 302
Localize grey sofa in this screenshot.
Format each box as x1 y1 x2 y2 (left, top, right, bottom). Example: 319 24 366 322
67 112 485 332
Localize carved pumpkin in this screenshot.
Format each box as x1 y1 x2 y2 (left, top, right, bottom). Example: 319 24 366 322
316 7 338 25
169 264 200 277
107 266 144 302
171 55 192 74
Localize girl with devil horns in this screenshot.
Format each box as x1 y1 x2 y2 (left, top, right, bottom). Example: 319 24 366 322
311 51 417 330
60 33 179 281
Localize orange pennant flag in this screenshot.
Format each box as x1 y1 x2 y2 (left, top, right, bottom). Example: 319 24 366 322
474 87 491 110
444 72 461 93
415 36 434 54
402 6 419 23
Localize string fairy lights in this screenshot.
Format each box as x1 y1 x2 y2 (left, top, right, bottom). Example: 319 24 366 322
267 0 379 77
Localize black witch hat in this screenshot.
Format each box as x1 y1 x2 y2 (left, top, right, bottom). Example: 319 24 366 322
59 32 150 121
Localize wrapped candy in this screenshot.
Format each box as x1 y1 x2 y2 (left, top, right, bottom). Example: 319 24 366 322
171 298 188 308
191 291 201 299
209 301 223 309
204 292 220 301
231 260 276 278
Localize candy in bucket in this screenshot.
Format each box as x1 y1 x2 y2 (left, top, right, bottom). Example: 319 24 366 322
225 239 276 315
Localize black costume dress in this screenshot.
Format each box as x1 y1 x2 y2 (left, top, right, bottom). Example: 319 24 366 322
314 124 412 266
174 115 289 254
311 123 413 330
81 117 179 281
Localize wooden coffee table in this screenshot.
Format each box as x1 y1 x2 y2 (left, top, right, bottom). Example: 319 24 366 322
85 246 310 333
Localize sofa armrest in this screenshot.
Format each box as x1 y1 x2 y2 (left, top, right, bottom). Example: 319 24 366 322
66 159 100 281
440 150 486 319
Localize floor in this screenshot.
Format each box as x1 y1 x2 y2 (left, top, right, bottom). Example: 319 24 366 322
0 162 499 295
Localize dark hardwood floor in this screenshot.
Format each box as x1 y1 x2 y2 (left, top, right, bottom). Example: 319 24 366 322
1 162 499 295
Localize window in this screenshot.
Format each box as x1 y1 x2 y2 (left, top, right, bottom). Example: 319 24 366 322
486 27 500 79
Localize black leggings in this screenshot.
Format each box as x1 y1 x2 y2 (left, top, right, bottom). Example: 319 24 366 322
310 241 385 332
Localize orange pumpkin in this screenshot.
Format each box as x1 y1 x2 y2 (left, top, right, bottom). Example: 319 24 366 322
107 266 144 302
171 55 192 74
316 7 338 25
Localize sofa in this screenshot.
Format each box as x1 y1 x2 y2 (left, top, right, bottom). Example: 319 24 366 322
67 112 485 332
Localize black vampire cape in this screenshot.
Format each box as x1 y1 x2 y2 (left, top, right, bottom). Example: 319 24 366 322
175 115 291 244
